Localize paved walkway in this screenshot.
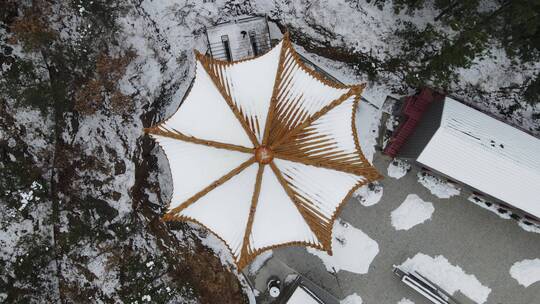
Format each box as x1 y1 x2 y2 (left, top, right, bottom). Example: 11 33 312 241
250 152 540 304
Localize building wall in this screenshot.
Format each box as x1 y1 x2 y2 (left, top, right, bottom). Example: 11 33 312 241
206 16 271 61
397 99 444 159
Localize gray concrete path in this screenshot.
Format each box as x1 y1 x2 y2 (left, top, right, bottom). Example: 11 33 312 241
254 152 540 304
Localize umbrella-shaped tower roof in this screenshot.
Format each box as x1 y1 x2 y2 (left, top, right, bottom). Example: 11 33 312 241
145 34 382 269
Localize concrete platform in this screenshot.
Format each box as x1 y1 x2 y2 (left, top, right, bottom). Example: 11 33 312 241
249 152 540 304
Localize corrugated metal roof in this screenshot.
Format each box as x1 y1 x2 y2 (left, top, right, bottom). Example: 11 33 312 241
417 98 540 218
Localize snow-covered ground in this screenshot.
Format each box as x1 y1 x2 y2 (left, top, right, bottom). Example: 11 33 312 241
257 0 540 134
468 194 540 234
387 159 411 179
399 253 491 304
397 298 414 304
4 0 540 302
248 250 273 275
510 259 540 288
0 213 37 265
307 220 379 274
468 194 511 220
391 194 434 231
417 172 461 199
16 181 42 211
518 221 540 234
341 293 363 304
353 182 383 207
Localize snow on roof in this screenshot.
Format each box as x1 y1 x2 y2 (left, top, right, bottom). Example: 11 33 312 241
147 35 381 268
286 287 321 304
417 97 540 218
399 253 491 304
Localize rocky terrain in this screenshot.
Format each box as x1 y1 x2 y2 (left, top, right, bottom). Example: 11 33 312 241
1 1 252 303
1 0 537 303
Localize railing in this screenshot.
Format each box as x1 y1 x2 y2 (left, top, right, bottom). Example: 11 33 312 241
208 33 271 61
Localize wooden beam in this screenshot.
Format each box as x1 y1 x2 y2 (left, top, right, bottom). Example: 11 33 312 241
269 162 332 249
238 164 264 268
145 126 253 154
166 157 256 216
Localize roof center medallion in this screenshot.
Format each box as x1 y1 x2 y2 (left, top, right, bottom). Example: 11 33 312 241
255 146 274 164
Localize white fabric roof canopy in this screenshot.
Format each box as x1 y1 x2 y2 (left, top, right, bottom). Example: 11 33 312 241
147 35 380 268
417 98 540 218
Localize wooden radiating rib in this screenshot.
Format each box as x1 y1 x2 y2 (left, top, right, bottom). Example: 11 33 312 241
145 126 253 154
238 164 264 267
269 162 332 249
274 152 382 179
270 97 378 176
267 94 310 145
261 32 289 146
270 86 363 149
164 157 256 217
195 51 260 146
274 135 370 175
265 36 364 149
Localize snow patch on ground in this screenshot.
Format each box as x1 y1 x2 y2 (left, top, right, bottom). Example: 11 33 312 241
17 181 42 211
518 221 540 234
341 293 363 304
391 194 434 231
0 217 34 264
397 298 415 304
12 107 53 164
417 172 460 199
468 195 511 220
387 159 411 179
248 250 273 275
468 194 540 234
307 220 379 274
510 258 540 287
86 251 119 297
71 114 140 220
353 182 383 207
399 253 491 304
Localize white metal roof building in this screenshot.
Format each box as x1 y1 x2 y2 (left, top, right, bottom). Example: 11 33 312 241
399 97 540 219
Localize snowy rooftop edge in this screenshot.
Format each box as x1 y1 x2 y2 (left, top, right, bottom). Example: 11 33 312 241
417 97 540 218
